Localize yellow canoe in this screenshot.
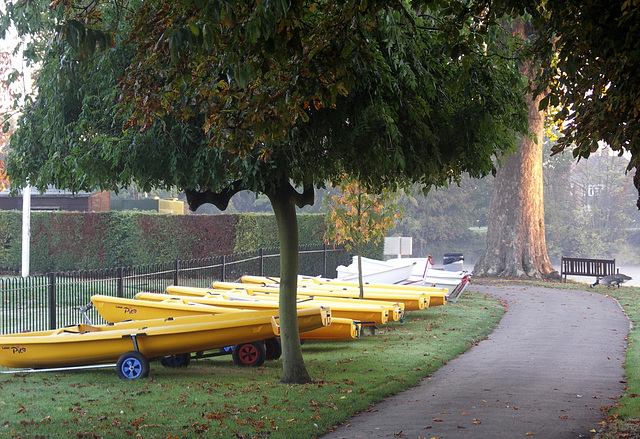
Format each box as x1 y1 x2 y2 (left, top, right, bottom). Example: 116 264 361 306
302 317 361 340
0 307 329 371
241 275 448 307
157 288 392 325
94 293 360 341
91 294 244 322
295 276 448 306
244 274 448 294
203 286 406 320
208 281 430 311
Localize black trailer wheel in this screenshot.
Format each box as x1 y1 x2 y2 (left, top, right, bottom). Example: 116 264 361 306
160 353 191 368
232 341 266 367
264 338 282 360
116 351 150 379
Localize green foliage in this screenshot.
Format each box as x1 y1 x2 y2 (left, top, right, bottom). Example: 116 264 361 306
234 214 327 253
391 178 494 261
0 211 21 270
543 134 640 264
0 212 328 273
234 215 280 253
1 1 529 199
532 0 640 178
297 214 328 245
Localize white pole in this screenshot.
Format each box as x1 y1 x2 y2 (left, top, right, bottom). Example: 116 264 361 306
21 184 30 277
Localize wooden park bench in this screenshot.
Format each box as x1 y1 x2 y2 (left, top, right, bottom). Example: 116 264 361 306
560 256 616 283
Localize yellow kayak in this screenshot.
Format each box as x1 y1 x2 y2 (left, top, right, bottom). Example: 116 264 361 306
298 276 448 306
0 307 329 375
94 293 360 341
158 288 393 325
207 281 429 311
91 294 244 322
302 317 361 340
201 286 406 320
241 275 448 307
163 285 405 320
243 274 447 293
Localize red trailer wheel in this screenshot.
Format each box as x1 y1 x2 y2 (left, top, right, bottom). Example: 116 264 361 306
232 341 266 367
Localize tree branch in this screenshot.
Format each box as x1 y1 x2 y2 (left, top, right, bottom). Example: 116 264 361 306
184 180 246 211
292 183 315 208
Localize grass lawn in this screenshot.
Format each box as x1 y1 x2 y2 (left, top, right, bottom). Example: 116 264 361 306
586 283 640 439
0 291 503 438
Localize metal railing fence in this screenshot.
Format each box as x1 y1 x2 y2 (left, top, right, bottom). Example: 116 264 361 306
0 244 348 334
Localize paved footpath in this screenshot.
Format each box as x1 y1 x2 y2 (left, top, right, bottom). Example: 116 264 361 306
320 282 630 439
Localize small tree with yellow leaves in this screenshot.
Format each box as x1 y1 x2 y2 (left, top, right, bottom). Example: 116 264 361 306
324 179 401 299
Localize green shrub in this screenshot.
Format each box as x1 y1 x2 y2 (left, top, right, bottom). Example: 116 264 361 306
0 211 357 273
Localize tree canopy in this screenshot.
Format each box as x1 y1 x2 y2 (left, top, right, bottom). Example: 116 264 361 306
2 1 529 196
530 1 640 202
1 0 530 383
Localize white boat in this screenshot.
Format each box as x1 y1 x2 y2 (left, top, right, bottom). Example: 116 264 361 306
339 256 471 302
402 274 461 291
335 256 414 284
386 256 465 278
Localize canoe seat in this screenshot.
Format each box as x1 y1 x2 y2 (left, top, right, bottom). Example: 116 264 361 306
52 327 80 335
77 324 100 333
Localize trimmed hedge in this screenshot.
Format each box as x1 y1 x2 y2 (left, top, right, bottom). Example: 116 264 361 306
0 211 329 273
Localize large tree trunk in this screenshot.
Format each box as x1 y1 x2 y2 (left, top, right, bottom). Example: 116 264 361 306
268 185 313 384
474 21 559 280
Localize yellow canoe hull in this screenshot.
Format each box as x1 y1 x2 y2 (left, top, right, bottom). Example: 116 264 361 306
302 317 361 340
91 294 244 322
244 274 446 293
0 307 329 369
159 288 392 324
242 275 448 307
196 286 406 319
95 293 353 341
207 281 429 311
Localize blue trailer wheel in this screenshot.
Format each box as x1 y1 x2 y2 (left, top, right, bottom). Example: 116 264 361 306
116 351 150 379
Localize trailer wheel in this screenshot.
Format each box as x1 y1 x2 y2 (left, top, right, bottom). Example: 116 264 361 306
232 341 266 367
116 351 150 379
160 353 191 368
264 338 282 360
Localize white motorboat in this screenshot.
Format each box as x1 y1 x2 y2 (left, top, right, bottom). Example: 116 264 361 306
349 256 471 301
336 256 414 284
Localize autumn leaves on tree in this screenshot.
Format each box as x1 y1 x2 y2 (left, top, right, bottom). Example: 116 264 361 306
324 179 401 298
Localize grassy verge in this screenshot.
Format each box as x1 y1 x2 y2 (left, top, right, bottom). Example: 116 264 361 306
0 291 502 439
593 283 640 439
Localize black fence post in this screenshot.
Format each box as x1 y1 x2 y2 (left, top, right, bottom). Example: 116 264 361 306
117 267 124 298
323 244 328 278
259 248 264 277
48 272 56 330
221 255 226 282
174 260 180 286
